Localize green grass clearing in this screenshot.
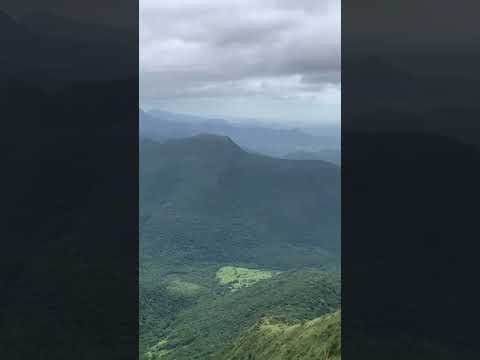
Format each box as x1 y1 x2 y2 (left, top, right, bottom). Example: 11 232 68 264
216 266 274 290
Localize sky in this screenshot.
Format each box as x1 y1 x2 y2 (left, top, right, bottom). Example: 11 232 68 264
140 0 340 126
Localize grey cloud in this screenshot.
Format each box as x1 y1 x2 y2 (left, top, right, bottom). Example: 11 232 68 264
273 0 333 12
301 71 340 85
140 0 340 108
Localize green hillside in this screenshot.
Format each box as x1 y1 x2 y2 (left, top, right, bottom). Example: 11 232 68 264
139 135 341 360
143 269 340 360
140 135 340 270
218 311 341 360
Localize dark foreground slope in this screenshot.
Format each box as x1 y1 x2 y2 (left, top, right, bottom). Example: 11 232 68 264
343 131 480 358
140 135 340 270
1 10 138 359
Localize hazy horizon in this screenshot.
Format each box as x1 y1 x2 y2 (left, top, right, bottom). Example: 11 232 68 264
140 0 340 126
141 106 340 138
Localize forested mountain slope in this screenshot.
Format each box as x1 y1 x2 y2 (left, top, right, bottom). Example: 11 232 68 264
140 135 340 269
143 270 340 360
139 135 341 359
218 311 341 360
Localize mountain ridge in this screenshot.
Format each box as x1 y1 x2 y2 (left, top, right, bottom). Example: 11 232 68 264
139 109 340 158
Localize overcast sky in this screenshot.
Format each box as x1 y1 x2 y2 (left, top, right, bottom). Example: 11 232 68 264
140 0 340 125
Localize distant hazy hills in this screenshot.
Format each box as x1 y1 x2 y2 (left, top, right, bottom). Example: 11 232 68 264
139 109 340 158
284 149 341 165
140 135 340 269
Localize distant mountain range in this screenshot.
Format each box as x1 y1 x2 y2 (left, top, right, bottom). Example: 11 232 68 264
140 109 340 158
284 149 341 165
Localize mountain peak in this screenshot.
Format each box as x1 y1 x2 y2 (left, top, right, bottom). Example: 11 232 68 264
190 133 235 144
156 134 245 160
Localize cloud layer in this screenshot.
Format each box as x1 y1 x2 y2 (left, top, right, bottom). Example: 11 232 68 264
140 0 340 123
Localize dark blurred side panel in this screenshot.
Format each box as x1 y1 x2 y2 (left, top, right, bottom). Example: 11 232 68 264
343 0 480 358
1 1 138 359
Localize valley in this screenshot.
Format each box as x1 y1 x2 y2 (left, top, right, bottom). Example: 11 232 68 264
140 133 341 359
